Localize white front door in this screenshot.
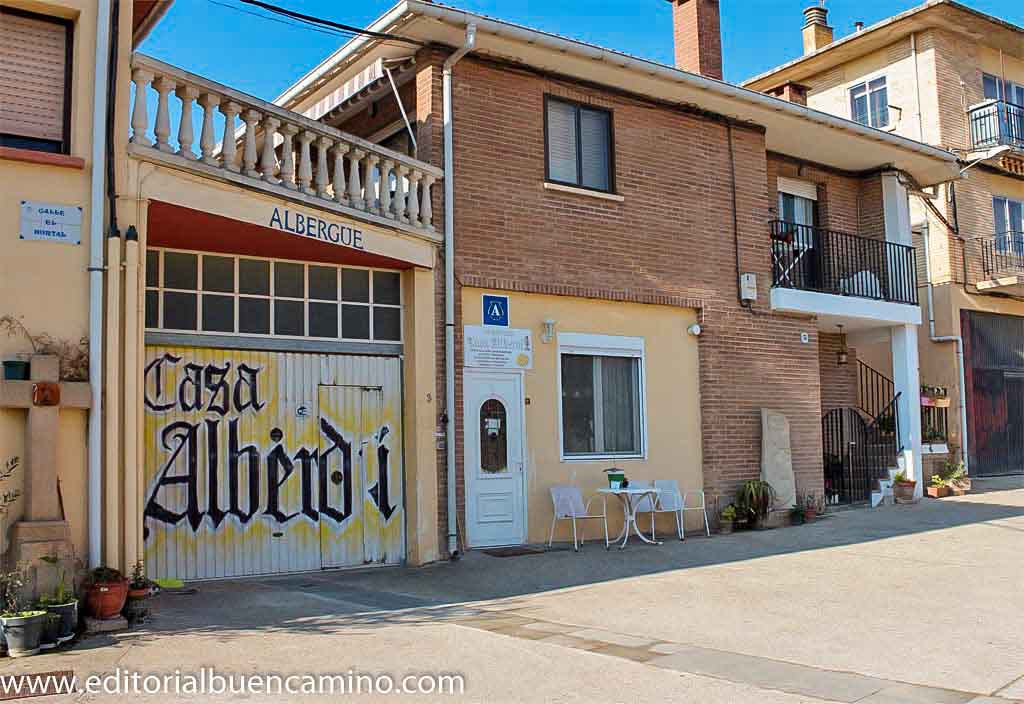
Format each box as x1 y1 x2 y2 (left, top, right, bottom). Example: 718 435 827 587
464 371 526 547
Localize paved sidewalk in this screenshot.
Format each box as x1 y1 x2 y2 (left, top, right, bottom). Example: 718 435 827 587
3 487 1024 702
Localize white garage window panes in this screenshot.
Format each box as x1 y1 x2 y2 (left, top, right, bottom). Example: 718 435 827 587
558 333 646 461
144 249 402 343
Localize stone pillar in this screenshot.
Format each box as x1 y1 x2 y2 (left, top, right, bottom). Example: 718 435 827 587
10 355 73 580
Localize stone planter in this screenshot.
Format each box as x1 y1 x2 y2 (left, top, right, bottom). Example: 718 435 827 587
1 611 46 657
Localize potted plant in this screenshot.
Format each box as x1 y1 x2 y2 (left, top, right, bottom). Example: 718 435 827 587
927 473 951 499
124 562 156 624
799 492 821 521
0 315 89 382
719 504 737 534
790 504 806 525
736 480 776 529
85 567 127 620
36 553 79 644
38 613 61 651
892 471 917 504
0 565 46 657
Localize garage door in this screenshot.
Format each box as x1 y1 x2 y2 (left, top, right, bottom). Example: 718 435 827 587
142 346 404 580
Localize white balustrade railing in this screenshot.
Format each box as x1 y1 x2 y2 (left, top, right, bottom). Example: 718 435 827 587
129 53 442 235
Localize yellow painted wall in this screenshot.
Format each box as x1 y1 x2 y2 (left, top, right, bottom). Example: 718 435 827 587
0 0 101 563
461 289 704 544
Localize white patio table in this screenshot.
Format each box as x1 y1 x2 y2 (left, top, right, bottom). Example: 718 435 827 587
597 486 664 549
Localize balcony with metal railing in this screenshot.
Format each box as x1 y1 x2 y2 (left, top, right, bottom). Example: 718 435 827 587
770 220 918 303
127 54 443 239
968 99 1024 152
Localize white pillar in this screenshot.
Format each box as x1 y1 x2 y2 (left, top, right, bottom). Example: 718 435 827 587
892 323 923 496
882 171 914 303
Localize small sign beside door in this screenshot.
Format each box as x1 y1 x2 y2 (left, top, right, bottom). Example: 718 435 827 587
482 294 509 327
19 201 82 245
465 326 532 370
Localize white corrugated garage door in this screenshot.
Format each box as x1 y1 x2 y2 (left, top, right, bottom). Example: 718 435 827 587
142 346 404 580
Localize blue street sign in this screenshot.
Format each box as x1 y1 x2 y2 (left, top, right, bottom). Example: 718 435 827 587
482 294 509 327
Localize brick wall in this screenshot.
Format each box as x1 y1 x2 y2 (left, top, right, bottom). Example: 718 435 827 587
670 0 723 80
433 56 837 548
818 333 859 414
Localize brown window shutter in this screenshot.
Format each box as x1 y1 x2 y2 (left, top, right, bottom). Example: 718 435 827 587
0 9 70 145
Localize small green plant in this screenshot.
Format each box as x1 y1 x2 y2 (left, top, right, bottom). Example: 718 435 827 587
930 473 947 488
893 470 913 484
0 315 89 382
0 564 41 617
38 551 76 605
720 504 737 521
89 566 124 584
736 480 776 524
790 505 806 520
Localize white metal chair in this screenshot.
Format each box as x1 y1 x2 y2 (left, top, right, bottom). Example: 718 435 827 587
548 486 609 551
633 480 681 541
635 480 710 541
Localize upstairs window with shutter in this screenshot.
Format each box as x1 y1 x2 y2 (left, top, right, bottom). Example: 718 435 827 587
0 7 73 154
544 96 614 193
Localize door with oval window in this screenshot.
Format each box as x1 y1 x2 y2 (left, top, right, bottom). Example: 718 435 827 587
464 371 526 547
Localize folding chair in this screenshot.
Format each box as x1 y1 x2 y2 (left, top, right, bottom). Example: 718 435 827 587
548 486 609 551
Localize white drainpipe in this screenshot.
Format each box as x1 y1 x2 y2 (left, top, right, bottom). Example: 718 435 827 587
443 24 476 557
87 0 113 567
921 221 970 474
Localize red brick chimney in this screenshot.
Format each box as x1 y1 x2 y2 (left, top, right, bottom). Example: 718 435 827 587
667 0 723 80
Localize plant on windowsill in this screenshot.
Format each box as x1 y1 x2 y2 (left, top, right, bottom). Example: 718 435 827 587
736 480 776 529
892 471 917 504
719 504 737 534
0 563 46 658
85 567 128 621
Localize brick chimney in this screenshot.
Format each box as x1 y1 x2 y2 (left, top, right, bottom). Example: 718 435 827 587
802 3 834 55
667 0 723 80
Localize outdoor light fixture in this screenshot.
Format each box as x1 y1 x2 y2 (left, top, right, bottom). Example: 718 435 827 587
836 324 849 366
541 319 556 344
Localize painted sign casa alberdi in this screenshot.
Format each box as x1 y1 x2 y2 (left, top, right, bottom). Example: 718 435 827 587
464 326 533 370
20 201 82 245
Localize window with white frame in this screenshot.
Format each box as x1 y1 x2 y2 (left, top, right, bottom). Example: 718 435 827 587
993 196 1024 253
558 333 645 459
145 249 402 342
850 77 889 128
983 73 1024 106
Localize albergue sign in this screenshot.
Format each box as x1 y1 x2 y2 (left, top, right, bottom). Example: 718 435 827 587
268 207 364 251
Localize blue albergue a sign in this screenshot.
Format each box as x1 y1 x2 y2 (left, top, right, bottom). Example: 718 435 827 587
482 294 509 327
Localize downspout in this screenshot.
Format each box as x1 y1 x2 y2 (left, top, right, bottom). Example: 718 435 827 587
921 222 970 475
87 0 115 568
443 24 476 558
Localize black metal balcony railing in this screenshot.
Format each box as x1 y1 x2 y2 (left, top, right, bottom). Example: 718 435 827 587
770 220 919 305
969 100 1024 150
980 232 1024 276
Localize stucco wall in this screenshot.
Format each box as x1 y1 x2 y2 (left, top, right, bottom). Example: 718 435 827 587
0 0 100 562
461 288 705 543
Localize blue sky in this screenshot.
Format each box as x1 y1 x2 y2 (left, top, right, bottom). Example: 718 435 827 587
141 0 1023 101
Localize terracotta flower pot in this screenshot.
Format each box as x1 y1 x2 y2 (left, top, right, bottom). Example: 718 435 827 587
719 520 734 534
804 507 818 522
893 480 917 504
926 485 951 498
127 586 151 600
87 580 128 620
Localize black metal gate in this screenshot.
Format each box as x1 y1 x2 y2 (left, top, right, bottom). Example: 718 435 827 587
822 405 899 504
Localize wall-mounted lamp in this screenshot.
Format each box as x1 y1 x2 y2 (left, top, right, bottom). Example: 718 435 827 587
541 319 556 344
836 324 849 366
687 323 702 337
